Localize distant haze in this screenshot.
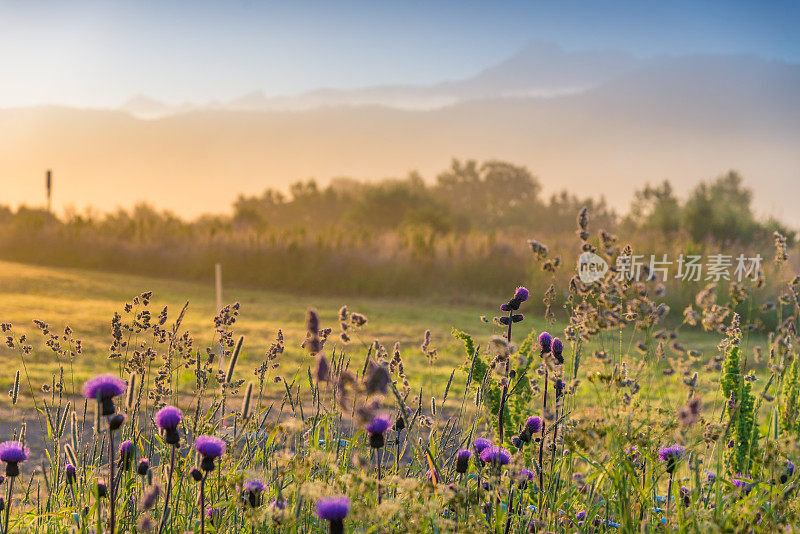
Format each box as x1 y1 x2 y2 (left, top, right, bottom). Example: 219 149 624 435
2 41 799 225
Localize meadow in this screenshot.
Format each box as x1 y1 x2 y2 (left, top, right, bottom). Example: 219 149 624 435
0 201 796 532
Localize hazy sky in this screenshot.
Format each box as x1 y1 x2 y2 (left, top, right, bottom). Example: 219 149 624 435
1 0 798 108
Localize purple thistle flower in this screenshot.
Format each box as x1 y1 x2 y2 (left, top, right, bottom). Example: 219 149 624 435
732 477 754 494
244 480 265 493
155 406 183 431
705 471 716 483
137 458 150 476
195 436 226 458
205 507 222 526
195 435 226 471
514 287 529 302
480 446 511 466
367 414 391 448
0 441 29 464
244 480 265 507
552 337 563 355
118 440 133 470
473 438 492 454
525 416 542 434
658 444 685 474
65 463 76 484
83 374 126 400
0 441 29 478
156 405 183 445
576 510 587 521
538 332 552 353
119 440 132 457
517 468 534 489
269 497 287 510
455 450 472 473
315 495 350 521
366 415 391 435
82 374 126 415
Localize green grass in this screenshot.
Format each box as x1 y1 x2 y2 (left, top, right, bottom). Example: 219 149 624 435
0 260 766 418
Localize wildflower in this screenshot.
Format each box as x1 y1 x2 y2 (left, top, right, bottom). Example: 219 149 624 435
732 477 754 494
195 435 226 472
455 450 471 474
479 446 511 466
705 471 716 484
155 405 183 445
118 440 133 470
316 495 350 534
366 415 391 449
83 374 126 415
780 460 794 483
576 510 587 521
658 445 685 474
517 468 534 489
190 467 203 481
206 507 222 527
0 441 29 477
244 480 265 508
539 332 552 353
136 458 150 476
552 337 564 364
519 415 542 444
65 463 76 484
394 406 411 431
515 286 529 302
679 486 691 507
473 438 492 454
269 497 287 510
109 413 126 430
96 479 108 498
501 286 529 312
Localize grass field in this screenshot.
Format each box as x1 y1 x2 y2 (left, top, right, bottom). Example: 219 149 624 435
0 259 793 533
0 259 766 417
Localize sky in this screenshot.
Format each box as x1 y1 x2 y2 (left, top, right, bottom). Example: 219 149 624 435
1 0 799 108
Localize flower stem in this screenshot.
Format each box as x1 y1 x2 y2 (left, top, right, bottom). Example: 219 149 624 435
200 474 207 534
108 425 116 534
3 476 14 534
666 472 674 525
376 447 383 504
158 444 177 534
497 310 514 444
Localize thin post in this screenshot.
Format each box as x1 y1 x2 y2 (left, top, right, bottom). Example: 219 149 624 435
45 170 52 214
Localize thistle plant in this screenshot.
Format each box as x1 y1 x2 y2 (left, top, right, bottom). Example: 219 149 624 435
366 414 391 504
315 496 350 534
0 441 28 534
497 286 528 444
194 435 226 534
659 444 685 523
83 373 126 534
155 405 182 534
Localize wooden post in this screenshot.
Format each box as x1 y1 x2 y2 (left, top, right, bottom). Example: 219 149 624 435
215 262 224 370
45 170 52 214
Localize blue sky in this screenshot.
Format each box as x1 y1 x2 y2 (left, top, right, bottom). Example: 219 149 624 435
1 0 798 107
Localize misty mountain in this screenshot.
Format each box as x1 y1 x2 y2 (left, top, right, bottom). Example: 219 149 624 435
123 41 642 114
